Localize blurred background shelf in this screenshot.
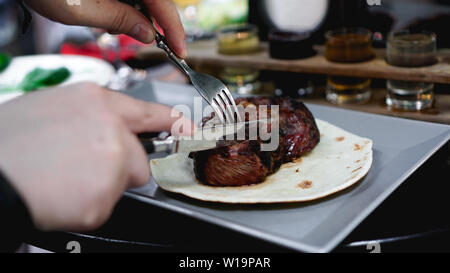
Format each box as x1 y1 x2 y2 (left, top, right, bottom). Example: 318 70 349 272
137 41 450 125
301 87 450 125
137 40 450 84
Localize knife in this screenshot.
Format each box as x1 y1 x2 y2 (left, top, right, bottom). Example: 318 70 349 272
139 135 235 154
139 120 267 154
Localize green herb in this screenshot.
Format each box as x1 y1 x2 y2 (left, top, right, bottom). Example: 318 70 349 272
18 67 71 92
0 53 11 73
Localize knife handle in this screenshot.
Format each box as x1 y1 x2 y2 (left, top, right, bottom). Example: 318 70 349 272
138 133 175 154
139 138 156 154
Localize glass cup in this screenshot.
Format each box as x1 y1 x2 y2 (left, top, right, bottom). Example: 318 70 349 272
217 24 260 55
220 67 261 95
386 31 437 111
272 72 314 98
326 76 371 104
325 28 374 104
217 24 260 95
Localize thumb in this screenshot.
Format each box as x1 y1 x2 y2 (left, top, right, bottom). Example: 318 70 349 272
81 1 155 43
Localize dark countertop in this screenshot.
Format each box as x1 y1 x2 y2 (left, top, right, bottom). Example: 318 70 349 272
22 140 450 253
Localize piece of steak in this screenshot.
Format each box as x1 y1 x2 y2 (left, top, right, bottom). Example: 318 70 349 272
191 97 320 187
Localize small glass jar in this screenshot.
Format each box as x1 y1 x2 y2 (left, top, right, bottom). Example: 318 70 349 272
386 31 437 111
325 27 374 63
386 31 437 67
325 27 374 104
268 30 316 60
272 71 314 98
219 67 261 95
217 24 260 55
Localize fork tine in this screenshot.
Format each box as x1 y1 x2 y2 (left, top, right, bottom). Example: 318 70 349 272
213 97 232 123
210 101 226 124
223 88 242 122
217 92 235 123
213 95 230 123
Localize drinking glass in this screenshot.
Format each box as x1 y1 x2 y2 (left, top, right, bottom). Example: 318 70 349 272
325 28 374 104
386 31 437 111
217 24 260 55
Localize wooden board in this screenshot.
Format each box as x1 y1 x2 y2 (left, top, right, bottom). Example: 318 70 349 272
300 88 450 125
137 40 450 84
250 83 450 124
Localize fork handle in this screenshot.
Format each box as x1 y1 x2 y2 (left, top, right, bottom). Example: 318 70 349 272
153 32 192 76
119 0 192 76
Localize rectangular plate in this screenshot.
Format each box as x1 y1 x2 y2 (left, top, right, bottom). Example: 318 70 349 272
125 81 450 253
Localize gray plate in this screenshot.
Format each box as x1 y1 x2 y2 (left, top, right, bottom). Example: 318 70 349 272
124 81 450 253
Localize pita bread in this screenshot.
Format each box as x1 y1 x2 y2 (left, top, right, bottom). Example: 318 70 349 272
150 119 373 204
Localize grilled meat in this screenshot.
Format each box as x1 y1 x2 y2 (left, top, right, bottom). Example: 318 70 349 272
191 97 320 187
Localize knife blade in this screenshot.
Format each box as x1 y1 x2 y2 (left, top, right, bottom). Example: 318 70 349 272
139 120 270 154
139 136 234 154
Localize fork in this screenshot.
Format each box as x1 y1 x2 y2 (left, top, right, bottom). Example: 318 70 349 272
121 0 241 124
152 26 242 124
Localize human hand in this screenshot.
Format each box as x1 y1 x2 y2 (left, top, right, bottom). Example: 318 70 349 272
0 83 194 231
24 0 187 58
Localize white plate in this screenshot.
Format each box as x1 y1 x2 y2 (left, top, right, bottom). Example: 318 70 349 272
0 54 115 104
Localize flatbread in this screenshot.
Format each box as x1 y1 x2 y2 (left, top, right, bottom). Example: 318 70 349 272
150 119 373 204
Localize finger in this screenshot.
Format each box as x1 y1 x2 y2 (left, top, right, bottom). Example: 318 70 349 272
76 0 156 43
122 131 151 188
104 91 196 136
144 0 187 58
